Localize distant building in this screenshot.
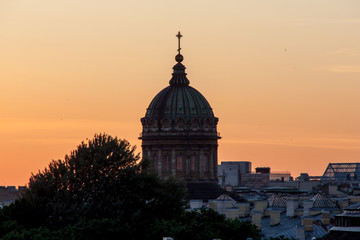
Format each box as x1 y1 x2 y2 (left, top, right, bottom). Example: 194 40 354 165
241 171 270 188
218 161 251 187
322 202 360 239
256 167 271 174
218 164 295 188
298 173 310 182
322 163 360 183
0 186 26 208
270 171 291 182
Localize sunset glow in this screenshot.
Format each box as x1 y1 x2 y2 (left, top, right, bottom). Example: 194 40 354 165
1 0 359 185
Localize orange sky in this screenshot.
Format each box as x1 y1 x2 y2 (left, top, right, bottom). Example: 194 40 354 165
1 0 359 186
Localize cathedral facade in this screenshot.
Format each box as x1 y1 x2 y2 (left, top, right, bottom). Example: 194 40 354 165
139 32 220 182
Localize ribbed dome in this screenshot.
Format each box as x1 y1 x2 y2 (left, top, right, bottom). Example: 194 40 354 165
144 62 215 121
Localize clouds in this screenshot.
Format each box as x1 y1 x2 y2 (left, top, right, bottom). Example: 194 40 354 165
331 65 360 73
327 49 360 73
334 49 360 57
222 137 360 150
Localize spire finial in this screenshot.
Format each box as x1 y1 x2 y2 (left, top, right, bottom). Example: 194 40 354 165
175 31 184 63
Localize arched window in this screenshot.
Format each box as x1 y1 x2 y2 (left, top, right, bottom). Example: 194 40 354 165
191 119 200 131
201 154 209 172
152 154 158 172
150 120 158 131
190 154 197 172
162 154 171 172
203 119 211 131
161 119 171 131
175 119 185 131
176 154 184 171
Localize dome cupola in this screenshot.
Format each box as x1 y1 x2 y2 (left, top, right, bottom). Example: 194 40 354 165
141 32 219 135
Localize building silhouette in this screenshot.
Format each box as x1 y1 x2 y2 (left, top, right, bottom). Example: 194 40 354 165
139 32 220 183
322 163 360 182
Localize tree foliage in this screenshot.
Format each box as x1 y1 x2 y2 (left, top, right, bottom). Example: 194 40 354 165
0 133 261 240
2 134 185 227
149 208 261 240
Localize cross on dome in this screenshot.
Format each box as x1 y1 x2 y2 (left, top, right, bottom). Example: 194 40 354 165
175 31 184 63
176 31 183 54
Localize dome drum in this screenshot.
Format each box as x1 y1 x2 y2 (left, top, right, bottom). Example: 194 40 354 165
141 142 218 181
140 117 219 135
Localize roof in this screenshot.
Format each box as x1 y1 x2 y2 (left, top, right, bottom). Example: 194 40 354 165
311 193 338 209
322 163 360 182
320 227 360 240
0 187 22 202
216 194 235 201
345 202 360 211
336 202 360 218
144 62 216 121
268 193 287 209
257 213 333 240
186 182 245 202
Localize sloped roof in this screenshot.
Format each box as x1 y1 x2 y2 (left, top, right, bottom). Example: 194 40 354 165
311 193 338 209
216 194 235 201
186 182 245 202
322 163 360 182
268 193 287 209
336 202 360 218
345 202 360 211
259 213 332 240
320 228 360 240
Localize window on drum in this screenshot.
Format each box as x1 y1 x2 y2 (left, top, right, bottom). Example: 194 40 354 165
190 154 197 172
162 154 171 172
201 154 209 172
176 154 184 171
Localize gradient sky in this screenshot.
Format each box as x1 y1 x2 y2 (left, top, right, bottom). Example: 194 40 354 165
1 0 359 186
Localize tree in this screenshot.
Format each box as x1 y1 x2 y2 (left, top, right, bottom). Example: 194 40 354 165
0 133 261 240
1 133 186 230
148 208 261 240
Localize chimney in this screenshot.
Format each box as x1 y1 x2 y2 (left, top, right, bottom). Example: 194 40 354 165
237 202 250 217
286 200 298 217
269 210 281 226
254 200 268 216
217 200 226 214
216 199 233 215
209 200 217 211
321 210 330 225
295 225 305 240
252 211 262 229
302 216 314 232
303 200 313 217
209 199 233 215
225 207 239 219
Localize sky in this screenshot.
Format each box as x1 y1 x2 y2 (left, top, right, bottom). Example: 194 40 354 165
1 0 359 186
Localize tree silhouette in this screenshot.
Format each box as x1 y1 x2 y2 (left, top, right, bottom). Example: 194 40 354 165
2 134 186 230
0 133 260 240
